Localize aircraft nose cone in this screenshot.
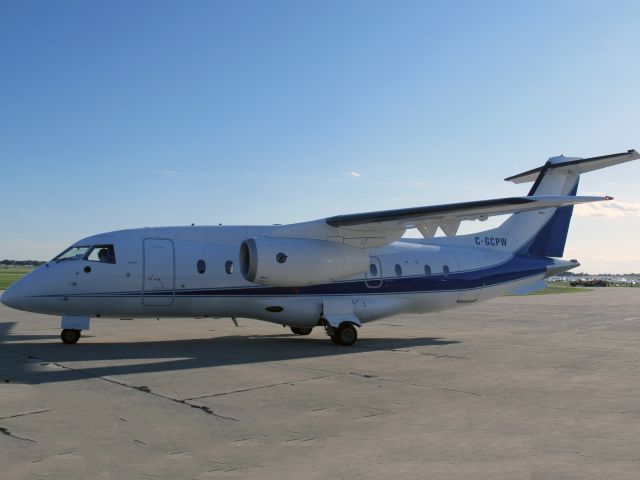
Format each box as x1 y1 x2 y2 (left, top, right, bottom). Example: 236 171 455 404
1 266 55 314
1 286 19 309
1 280 30 311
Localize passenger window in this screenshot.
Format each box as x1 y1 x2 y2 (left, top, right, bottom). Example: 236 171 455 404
424 265 431 276
225 260 234 274
197 259 206 274
86 245 116 264
395 264 402 276
369 263 378 276
443 265 450 276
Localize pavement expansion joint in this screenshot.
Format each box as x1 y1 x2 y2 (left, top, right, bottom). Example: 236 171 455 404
180 400 239 421
343 367 483 397
0 426 36 443
182 373 340 401
1 344 239 421
388 347 471 360
279 359 482 397
0 409 53 420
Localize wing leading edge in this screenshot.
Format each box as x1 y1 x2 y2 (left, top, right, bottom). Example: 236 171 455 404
325 195 609 237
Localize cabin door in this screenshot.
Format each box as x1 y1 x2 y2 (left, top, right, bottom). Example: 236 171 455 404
454 251 479 304
142 239 175 306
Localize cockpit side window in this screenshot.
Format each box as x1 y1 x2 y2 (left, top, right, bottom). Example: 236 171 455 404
85 245 116 264
53 246 91 262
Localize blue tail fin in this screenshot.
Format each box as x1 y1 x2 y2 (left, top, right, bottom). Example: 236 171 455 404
518 179 579 257
464 150 637 258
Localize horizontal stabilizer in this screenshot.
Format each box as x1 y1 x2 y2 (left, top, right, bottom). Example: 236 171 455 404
506 150 640 184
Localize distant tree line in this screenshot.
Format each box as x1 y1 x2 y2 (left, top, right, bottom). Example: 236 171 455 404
564 271 639 277
570 279 610 287
1 259 47 266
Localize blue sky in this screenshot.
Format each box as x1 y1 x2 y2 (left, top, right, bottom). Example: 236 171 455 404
1 0 639 272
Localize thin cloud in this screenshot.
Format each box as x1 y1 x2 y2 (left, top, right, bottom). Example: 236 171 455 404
574 200 640 218
243 172 290 180
150 169 213 178
151 169 180 176
350 171 361 177
151 170 289 180
604 182 640 188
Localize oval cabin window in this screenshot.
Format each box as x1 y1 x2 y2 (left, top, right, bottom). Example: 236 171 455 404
197 259 206 274
395 264 402 276
443 265 450 276
225 260 234 274
424 265 431 276
369 263 378 276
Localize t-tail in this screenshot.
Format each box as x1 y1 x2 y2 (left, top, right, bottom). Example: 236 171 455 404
477 150 639 259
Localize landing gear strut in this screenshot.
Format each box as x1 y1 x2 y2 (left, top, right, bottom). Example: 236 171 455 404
328 323 358 346
61 329 81 344
290 326 313 336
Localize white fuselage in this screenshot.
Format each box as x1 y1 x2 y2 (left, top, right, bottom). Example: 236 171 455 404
2 225 552 328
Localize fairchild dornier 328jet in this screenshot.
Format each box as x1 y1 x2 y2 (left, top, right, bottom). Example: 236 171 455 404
2 150 638 346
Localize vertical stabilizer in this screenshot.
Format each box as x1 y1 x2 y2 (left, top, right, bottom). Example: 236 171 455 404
491 150 638 257
518 179 578 257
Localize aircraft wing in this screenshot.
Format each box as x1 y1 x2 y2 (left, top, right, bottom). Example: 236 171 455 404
274 194 611 248
325 194 609 235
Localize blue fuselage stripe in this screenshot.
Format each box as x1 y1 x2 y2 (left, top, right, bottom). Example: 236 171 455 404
33 254 551 299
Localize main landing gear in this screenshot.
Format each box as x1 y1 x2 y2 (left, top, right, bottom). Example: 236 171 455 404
289 322 359 346
326 323 358 346
290 326 313 336
61 329 81 344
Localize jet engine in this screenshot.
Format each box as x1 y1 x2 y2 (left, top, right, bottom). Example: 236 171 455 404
239 237 369 287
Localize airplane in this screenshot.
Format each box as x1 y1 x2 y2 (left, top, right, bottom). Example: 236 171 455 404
2 150 638 346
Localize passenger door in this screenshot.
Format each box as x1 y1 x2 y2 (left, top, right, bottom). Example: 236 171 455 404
454 250 479 304
142 239 175 306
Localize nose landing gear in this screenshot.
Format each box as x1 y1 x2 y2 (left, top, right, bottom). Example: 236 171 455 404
60 315 90 344
61 329 81 344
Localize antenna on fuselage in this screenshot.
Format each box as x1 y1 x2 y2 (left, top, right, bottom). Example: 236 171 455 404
231 317 239 327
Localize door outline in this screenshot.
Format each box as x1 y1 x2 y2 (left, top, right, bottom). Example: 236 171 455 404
365 256 383 288
142 238 175 306
453 251 478 303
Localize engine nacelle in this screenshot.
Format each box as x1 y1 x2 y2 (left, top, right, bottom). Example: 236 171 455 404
239 237 369 287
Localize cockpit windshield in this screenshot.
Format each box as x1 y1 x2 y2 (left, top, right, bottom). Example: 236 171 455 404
54 246 91 261
53 244 116 264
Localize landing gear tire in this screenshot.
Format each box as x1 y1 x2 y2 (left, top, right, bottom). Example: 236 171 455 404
61 329 81 344
330 323 358 346
290 327 313 336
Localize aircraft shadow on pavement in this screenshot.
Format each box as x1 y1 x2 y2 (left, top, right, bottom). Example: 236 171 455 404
0 322 460 385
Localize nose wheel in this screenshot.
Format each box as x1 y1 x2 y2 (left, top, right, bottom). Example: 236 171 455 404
61 329 81 344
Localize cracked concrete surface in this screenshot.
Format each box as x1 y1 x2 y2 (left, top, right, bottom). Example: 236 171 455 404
1 289 640 479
